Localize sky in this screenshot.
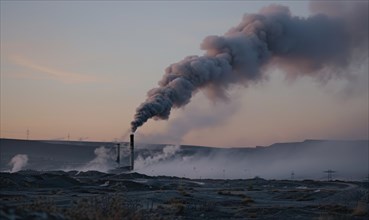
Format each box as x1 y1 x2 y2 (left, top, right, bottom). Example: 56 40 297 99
1 1 368 147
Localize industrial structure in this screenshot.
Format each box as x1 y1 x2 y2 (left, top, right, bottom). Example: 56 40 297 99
130 134 134 170
110 134 134 173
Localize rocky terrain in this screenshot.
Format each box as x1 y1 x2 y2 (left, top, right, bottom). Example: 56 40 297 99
1 170 368 219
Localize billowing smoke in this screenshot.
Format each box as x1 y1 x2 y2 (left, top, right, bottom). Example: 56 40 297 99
9 154 29 173
131 2 368 132
136 94 239 144
79 146 116 172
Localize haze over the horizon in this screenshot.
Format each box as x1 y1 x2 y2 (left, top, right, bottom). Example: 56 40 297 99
1 1 368 147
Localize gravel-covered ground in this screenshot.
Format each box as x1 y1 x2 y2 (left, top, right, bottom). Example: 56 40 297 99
1 170 368 219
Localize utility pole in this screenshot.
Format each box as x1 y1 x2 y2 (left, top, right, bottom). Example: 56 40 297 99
26 129 29 140
291 171 295 180
323 169 336 181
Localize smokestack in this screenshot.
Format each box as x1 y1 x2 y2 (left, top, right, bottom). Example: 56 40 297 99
130 134 134 170
116 143 120 166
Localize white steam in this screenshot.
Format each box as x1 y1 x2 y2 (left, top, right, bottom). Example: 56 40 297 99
9 154 29 173
135 141 368 180
79 146 116 172
135 145 180 170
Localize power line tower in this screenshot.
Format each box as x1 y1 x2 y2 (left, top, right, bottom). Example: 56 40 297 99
323 169 336 181
291 171 294 180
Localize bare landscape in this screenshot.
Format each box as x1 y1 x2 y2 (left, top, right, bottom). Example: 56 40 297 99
1 1 368 219
1 170 368 219
1 139 368 219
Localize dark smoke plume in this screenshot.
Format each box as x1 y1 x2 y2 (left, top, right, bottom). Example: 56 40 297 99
131 2 368 132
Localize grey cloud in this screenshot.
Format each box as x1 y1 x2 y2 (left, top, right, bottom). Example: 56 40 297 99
131 3 368 132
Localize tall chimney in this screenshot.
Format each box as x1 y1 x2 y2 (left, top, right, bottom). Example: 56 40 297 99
130 134 134 170
116 143 120 166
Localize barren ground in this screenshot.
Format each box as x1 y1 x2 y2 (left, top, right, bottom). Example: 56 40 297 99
1 170 368 220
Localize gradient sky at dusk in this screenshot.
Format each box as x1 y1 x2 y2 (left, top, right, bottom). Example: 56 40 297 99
1 1 368 147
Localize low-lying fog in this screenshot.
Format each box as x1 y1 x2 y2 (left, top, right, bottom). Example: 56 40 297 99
134 140 368 180
1 139 367 181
